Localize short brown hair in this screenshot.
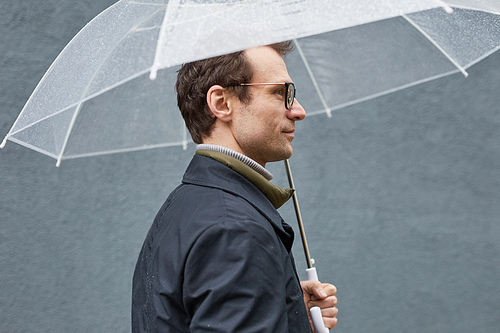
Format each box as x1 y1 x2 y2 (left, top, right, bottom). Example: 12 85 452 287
176 41 293 144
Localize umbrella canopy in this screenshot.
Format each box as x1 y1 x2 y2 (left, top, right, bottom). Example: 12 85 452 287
1 0 500 166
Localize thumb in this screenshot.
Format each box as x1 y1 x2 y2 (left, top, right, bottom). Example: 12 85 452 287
301 281 328 300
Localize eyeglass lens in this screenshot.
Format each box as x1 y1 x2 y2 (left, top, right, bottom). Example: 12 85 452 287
286 83 295 109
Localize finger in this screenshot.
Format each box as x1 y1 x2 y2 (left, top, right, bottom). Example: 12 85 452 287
320 306 338 330
322 283 337 296
319 305 338 318
309 295 338 309
323 315 338 330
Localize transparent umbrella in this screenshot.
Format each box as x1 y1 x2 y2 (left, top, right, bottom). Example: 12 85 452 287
2 2 499 331
2 0 500 166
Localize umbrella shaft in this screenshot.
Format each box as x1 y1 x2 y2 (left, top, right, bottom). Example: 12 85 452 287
284 159 313 269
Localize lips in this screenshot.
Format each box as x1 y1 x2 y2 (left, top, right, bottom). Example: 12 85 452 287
282 129 295 138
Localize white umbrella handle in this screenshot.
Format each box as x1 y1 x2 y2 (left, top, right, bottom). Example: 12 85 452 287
307 267 329 333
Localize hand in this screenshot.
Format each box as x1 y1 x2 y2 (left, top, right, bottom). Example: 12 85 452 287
300 280 338 331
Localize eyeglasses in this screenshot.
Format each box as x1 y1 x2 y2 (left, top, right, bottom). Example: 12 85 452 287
229 82 296 110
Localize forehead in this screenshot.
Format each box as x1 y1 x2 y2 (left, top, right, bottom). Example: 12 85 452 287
244 46 292 82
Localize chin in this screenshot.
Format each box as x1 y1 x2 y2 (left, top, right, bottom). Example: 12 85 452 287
272 148 293 162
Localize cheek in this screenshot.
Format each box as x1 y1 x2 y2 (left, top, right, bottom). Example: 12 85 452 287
238 103 282 138
255 119 278 137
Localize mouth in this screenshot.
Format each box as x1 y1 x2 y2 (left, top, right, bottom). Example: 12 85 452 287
282 129 295 138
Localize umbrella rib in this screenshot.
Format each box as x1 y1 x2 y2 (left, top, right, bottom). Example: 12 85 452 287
127 1 164 6
6 68 152 139
55 5 169 166
402 14 469 78
8 1 164 136
60 140 191 160
150 0 180 79
461 45 500 69
3 0 122 150
7 137 58 160
54 66 152 166
293 39 332 118
55 103 83 167
305 68 461 116
2 4 166 154
150 1 241 74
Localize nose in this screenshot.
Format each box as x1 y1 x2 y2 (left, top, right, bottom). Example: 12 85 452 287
287 99 306 121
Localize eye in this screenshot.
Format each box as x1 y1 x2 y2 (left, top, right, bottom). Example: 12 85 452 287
275 87 285 96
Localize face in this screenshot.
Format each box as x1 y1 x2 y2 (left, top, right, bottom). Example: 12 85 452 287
230 46 306 167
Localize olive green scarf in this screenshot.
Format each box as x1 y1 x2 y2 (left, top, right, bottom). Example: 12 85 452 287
196 149 294 209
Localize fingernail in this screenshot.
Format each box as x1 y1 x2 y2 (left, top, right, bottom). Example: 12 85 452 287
320 290 327 298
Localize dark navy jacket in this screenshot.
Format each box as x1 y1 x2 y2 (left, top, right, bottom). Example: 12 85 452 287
132 154 312 332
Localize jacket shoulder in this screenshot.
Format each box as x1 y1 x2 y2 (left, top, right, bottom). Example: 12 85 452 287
158 182 274 233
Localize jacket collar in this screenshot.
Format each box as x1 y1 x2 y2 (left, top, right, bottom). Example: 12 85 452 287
182 152 295 242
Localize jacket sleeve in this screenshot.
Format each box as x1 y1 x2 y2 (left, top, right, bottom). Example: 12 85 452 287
183 219 290 332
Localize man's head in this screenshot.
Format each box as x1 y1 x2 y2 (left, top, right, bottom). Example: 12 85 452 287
176 42 306 166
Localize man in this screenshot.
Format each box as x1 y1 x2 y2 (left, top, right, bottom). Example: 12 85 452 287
132 42 338 332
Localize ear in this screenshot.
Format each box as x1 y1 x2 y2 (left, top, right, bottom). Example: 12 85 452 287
206 85 235 122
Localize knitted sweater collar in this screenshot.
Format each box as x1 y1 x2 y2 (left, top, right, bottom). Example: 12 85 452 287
196 144 273 180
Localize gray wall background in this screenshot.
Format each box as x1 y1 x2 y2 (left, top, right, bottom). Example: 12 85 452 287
1 1 499 332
